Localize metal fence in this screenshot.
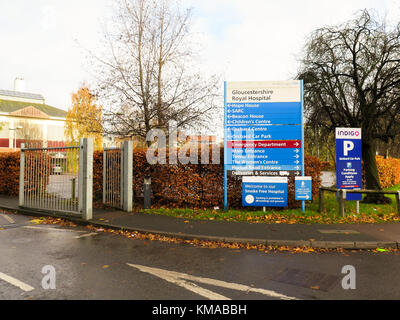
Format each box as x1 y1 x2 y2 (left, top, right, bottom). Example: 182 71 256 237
103 141 133 212
19 142 80 213
19 138 93 220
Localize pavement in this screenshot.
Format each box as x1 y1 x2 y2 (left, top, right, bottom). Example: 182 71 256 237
0 195 400 249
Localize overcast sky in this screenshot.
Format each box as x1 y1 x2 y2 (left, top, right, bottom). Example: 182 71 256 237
0 0 399 112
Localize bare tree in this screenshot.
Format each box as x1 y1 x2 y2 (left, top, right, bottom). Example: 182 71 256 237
15 120 43 144
88 0 220 141
298 9 400 203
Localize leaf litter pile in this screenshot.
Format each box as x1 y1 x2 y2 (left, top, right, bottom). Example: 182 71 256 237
28 216 399 255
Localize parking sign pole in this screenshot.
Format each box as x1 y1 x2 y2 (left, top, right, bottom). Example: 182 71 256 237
301 80 305 212
224 81 228 211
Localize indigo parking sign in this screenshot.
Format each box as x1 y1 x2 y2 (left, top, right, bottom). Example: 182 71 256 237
335 128 362 201
242 176 288 207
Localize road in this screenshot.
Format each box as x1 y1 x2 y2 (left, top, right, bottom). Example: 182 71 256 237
1 212 400 301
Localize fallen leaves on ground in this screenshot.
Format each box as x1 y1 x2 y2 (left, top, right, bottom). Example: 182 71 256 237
30 219 43 224
21 215 400 255
29 216 77 227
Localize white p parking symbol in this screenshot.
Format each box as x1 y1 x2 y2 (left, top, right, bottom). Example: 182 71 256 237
343 141 354 156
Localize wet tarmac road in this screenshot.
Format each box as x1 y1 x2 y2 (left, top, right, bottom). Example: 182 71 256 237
1 212 400 300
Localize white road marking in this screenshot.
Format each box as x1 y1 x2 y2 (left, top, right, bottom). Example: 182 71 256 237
22 226 85 233
0 214 15 224
127 263 229 300
74 232 98 239
0 271 34 292
127 263 298 300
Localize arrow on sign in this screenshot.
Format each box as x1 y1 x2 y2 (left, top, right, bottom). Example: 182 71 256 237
293 149 300 153
294 154 300 159
126 263 297 300
294 160 300 164
294 142 299 147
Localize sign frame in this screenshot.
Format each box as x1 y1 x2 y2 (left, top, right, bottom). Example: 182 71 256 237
335 128 362 201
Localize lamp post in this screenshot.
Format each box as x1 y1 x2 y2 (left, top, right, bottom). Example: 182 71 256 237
9 126 22 150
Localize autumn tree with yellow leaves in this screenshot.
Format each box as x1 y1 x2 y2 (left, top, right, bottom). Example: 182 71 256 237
65 86 103 150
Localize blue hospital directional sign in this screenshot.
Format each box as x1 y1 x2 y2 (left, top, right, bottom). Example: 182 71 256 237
242 176 288 207
335 128 362 201
225 125 301 140
295 176 312 200
227 164 302 171
224 81 305 210
227 148 301 165
226 102 302 125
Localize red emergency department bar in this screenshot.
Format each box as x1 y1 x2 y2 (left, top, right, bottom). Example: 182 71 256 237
227 140 301 148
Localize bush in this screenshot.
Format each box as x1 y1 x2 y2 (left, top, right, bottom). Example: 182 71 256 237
94 148 323 209
321 160 334 171
0 152 20 196
0 149 324 210
4 150 400 208
376 156 400 189
0 151 55 197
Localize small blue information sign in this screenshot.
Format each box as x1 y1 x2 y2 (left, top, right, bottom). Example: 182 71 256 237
295 176 312 200
335 128 362 201
242 176 288 207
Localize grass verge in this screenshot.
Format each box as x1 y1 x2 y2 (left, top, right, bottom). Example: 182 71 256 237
139 184 400 224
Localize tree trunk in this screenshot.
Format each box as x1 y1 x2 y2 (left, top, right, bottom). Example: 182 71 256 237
362 139 392 204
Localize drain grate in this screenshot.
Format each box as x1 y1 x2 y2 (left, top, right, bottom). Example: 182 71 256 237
272 268 340 291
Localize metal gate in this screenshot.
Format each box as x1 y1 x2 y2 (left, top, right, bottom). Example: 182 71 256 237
19 138 93 220
19 142 80 213
103 140 133 211
103 145 122 208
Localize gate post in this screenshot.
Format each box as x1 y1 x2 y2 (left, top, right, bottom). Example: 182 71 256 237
396 191 400 216
79 138 93 220
122 140 133 212
103 144 106 205
19 143 25 207
318 188 324 213
338 189 346 217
